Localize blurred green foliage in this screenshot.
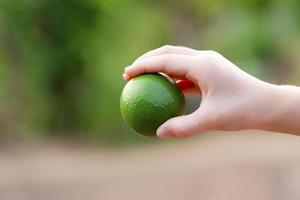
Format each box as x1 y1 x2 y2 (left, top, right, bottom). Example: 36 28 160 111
0 0 299 144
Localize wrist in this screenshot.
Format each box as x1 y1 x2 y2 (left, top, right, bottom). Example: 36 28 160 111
253 83 300 133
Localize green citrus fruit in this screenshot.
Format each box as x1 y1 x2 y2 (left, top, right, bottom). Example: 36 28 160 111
120 73 185 136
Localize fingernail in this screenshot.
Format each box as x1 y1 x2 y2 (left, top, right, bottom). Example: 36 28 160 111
122 73 130 81
157 126 170 138
122 73 126 80
124 66 131 73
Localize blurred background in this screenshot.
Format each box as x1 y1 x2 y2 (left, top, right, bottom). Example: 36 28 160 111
0 0 300 199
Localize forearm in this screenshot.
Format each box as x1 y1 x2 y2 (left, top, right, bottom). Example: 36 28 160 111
255 84 300 134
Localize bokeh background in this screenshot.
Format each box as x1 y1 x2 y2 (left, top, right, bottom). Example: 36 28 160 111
0 0 300 199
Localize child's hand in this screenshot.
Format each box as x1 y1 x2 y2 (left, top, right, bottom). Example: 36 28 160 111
123 45 300 138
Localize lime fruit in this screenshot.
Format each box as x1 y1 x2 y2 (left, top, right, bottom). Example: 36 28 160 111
120 73 185 136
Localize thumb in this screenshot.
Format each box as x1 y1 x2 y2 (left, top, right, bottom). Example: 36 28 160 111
156 109 208 138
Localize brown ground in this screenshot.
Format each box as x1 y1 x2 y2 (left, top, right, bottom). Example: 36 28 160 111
0 131 300 200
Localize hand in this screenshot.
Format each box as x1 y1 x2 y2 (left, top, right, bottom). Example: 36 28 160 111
123 45 298 138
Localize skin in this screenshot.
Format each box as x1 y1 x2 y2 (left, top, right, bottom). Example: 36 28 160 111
122 45 300 138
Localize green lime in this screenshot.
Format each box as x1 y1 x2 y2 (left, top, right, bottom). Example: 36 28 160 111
120 73 185 136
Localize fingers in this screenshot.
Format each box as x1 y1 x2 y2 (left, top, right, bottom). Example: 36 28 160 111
156 109 207 138
135 45 199 62
125 54 198 81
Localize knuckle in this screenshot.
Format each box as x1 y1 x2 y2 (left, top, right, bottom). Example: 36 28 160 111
161 45 174 53
206 50 220 56
196 50 222 70
205 50 222 61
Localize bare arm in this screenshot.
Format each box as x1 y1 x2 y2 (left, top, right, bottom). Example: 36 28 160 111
123 45 300 138
259 85 300 134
